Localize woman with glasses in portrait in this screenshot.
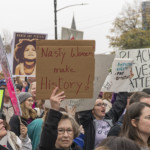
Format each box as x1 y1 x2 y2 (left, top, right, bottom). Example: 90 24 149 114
39 87 82 150
9 92 37 137
78 92 128 150
120 102 150 150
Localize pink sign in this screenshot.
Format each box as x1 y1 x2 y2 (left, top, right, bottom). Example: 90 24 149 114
0 36 21 115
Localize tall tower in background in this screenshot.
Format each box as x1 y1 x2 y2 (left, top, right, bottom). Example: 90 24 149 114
71 16 76 30
142 1 150 30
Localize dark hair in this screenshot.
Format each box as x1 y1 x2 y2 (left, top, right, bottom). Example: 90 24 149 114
15 84 22 91
120 102 150 146
143 88 150 95
129 92 150 105
97 136 140 150
14 39 36 63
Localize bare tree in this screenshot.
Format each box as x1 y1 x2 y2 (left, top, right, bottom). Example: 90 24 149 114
2 29 12 53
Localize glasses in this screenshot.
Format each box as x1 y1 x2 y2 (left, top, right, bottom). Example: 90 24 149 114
57 128 73 135
95 103 107 107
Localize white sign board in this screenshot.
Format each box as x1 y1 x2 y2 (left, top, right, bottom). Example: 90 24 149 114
116 48 150 92
101 58 133 92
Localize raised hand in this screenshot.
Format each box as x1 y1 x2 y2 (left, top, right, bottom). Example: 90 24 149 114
50 87 66 111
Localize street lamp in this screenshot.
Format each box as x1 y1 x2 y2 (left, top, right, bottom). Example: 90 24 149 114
54 0 88 40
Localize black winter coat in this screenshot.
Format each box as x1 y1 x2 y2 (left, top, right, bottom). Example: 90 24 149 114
39 109 82 150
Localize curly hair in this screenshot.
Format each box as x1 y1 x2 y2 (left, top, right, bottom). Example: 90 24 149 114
14 39 36 63
20 101 37 120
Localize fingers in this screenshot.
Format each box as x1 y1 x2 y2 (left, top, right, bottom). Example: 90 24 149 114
51 87 59 97
55 91 65 98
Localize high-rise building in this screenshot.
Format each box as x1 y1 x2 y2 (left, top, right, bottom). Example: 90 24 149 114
142 1 150 30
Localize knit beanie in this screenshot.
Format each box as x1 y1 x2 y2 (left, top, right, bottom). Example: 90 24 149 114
18 92 32 104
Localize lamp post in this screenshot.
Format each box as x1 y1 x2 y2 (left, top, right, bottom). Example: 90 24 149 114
54 0 88 40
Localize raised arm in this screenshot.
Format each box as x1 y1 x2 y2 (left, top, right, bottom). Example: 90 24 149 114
39 87 65 150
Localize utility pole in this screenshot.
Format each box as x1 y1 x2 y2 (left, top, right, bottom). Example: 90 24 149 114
54 1 88 40
54 0 57 40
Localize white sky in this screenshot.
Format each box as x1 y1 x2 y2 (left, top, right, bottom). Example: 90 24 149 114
0 0 143 54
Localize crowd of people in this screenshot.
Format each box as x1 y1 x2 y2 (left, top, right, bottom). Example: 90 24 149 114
0 74 150 150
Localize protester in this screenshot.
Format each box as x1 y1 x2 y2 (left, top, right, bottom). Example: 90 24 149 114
107 91 150 137
15 84 22 95
0 113 32 150
0 119 8 150
9 92 37 137
78 92 128 150
129 92 150 105
27 106 49 150
0 79 14 123
34 99 45 118
96 136 141 150
120 102 150 150
14 39 36 75
65 105 85 149
39 87 82 150
28 81 37 108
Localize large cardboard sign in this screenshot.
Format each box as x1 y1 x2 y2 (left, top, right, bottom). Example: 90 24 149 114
61 54 115 111
116 48 150 92
101 58 133 92
0 36 21 115
12 32 48 77
36 40 95 99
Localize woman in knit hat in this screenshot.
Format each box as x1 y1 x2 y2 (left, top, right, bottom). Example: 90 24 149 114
9 92 37 137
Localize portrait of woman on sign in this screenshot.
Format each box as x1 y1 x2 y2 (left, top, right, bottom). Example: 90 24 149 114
14 39 36 76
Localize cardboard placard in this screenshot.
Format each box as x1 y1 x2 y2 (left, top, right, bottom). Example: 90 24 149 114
116 48 150 92
36 40 95 99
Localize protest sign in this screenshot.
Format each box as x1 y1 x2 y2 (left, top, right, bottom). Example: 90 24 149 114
36 40 95 99
0 36 21 115
101 58 133 92
61 54 115 111
0 88 5 112
12 32 48 77
116 48 150 92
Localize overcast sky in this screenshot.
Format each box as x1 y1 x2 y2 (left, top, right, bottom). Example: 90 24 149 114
0 0 143 54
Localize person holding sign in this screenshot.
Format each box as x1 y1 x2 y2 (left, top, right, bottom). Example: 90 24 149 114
78 92 128 150
14 39 36 75
0 79 14 123
9 92 37 137
0 119 7 150
39 87 82 150
0 113 32 150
